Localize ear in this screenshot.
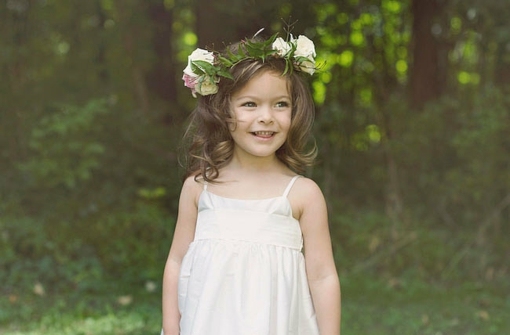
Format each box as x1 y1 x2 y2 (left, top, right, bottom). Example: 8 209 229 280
228 120 236 132
226 108 237 132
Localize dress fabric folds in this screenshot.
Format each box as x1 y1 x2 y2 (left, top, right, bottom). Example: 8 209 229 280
178 176 319 335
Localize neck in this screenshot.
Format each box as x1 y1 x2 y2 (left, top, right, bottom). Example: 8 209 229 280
228 153 283 173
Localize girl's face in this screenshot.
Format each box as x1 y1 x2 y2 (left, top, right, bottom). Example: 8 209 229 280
229 71 292 161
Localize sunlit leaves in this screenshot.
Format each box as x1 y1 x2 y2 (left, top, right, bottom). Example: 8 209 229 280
457 71 480 84
350 31 365 46
450 30 482 86
317 3 338 22
312 81 326 105
451 17 462 34
359 12 375 26
183 32 198 46
337 12 349 25
383 0 402 14
320 33 344 48
358 88 373 107
366 124 382 143
138 187 167 200
351 124 382 151
339 50 354 67
396 59 407 74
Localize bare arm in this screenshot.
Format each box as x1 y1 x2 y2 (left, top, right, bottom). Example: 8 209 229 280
294 178 341 335
162 176 201 335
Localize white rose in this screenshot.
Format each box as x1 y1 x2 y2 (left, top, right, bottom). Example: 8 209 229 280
195 75 218 96
183 48 215 77
294 35 316 58
272 37 292 56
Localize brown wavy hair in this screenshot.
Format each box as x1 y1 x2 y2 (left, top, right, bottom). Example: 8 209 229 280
183 41 317 183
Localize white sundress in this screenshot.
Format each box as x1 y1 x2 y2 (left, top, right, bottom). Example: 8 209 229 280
177 175 319 335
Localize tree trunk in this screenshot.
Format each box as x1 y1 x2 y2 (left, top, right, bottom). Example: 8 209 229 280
146 2 177 104
409 0 442 109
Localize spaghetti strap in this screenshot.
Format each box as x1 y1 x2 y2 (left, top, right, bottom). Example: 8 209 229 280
283 175 301 198
203 183 208 191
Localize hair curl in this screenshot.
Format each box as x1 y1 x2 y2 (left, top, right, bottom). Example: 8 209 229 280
183 41 317 183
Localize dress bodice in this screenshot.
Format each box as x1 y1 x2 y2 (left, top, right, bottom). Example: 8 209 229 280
195 189 304 250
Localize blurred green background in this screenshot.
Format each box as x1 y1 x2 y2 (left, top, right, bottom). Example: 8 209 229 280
1 0 509 334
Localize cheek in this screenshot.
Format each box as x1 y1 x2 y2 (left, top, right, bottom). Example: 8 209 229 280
280 112 292 130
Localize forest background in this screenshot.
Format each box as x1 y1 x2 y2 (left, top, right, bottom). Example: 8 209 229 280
1 0 509 334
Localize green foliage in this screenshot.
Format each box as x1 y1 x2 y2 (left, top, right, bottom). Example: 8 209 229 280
0 215 104 293
19 99 111 188
395 86 510 220
85 201 175 283
330 208 465 281
313 0 410 108
392 86 510 280
451 86 510 199
0 201 174 296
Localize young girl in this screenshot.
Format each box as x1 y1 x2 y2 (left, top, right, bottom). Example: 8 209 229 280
162 32 341 335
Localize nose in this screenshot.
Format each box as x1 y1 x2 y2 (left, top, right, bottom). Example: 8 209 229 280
257 105 274 124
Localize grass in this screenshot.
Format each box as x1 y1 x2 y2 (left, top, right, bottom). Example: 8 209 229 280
1 276 508 335
1 283 162 335
343 276 509 335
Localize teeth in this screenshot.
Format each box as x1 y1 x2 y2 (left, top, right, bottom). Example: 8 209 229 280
254 131 274 136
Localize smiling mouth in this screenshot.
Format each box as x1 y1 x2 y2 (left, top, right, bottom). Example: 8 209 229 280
252 131 275 137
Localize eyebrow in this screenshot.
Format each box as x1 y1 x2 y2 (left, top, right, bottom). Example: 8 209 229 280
233 95 291 101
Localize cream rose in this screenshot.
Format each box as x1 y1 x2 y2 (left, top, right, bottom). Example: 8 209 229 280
195 75 219 96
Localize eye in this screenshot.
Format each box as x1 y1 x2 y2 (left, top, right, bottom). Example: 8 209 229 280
275 101 290 108
241 101 257 108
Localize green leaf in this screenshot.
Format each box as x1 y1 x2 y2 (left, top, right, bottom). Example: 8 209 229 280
217 70 233 79
192 60 217 75
218 55 234 67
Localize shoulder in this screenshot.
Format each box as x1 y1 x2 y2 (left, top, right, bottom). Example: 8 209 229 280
293 176 324 199
289 176 327 219
180 175 205 205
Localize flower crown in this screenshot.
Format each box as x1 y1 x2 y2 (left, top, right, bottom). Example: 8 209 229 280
182 32 317 97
